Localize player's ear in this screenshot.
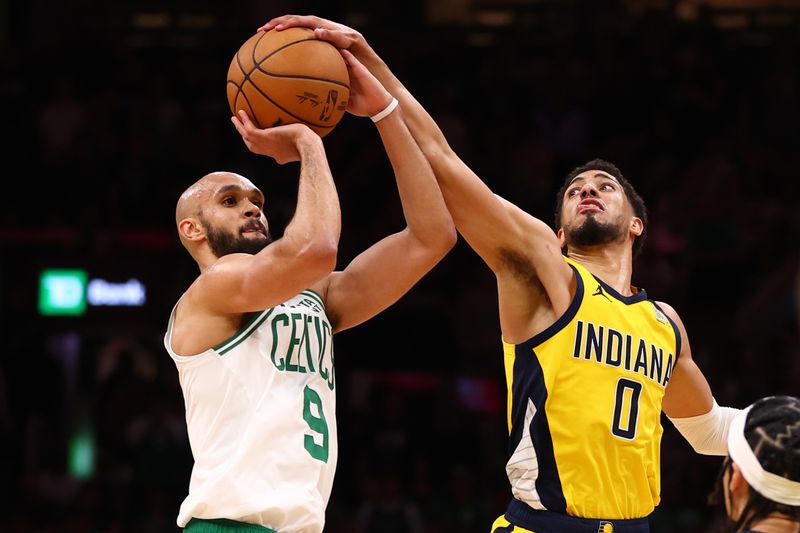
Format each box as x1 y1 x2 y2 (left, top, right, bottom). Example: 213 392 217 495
179 218 205 242
727 462 750 521
630 217 643 238
729 463 748 491
557 227 566 248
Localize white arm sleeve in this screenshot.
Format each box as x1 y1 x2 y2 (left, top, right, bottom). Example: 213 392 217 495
667 399 743 456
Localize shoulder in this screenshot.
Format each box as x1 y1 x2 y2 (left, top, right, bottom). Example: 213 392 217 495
654 300 691 354
188 253 252 295
200 253 252 276
654 300 681 324
173 277 207 324
653 300 686 333
178 256 244 316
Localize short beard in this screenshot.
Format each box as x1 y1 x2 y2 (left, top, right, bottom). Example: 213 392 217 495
205 223 272 257
565 214 625 249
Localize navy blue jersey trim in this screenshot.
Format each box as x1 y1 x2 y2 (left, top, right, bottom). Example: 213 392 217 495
510 344 567 513
653 302 682 365
594 276 649 305
525 264 584 348
505 499 651 532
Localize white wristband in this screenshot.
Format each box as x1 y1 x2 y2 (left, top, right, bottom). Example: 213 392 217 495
370 97 399 123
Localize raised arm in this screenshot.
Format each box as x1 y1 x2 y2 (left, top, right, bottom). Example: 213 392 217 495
190 118 341 314
267 19 560 271
260 16 574 339
311 50 456 333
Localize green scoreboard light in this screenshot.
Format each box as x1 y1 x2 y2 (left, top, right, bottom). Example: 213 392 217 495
38 269 88 316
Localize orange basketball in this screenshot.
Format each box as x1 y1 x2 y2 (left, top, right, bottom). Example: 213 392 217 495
227 28 350 138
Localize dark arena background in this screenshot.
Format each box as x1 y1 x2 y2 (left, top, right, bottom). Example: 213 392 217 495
1 1 799 531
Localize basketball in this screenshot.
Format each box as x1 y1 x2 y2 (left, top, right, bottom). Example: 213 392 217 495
227 28 350 138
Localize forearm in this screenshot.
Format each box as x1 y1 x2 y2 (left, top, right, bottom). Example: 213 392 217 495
348 29 524 263
668 399 743 456
355 44 507 235
373 106 454 246
284 135 341 253
355 45 452 160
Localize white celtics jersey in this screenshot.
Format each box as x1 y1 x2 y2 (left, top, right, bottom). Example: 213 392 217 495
164 289 337 532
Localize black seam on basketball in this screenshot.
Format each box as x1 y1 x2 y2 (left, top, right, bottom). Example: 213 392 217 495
227 80 264 128
242 77 334 129
237 87 264 129
248 31 267 72
232 33 266 119
253 38 349 89
234 32 338 129
254 70 349 90
255 36 320 64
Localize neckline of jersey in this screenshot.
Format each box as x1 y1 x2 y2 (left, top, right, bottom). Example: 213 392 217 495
592 274 649 305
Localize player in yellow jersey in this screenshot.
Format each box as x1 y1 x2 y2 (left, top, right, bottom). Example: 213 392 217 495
260 15 747 533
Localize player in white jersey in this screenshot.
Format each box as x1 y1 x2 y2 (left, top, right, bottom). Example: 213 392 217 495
163 50 456 533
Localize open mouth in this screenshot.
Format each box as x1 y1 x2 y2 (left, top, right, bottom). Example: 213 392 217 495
241 224 266 235
577 200 604 214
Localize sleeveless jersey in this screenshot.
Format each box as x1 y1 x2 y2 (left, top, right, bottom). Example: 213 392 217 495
164 289 337 532
503 257 681 519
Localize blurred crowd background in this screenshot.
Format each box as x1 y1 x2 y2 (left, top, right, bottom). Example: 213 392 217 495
1 0 799 532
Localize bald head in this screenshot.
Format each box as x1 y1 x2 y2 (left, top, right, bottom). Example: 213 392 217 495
175 171 252 225
174 171 271 265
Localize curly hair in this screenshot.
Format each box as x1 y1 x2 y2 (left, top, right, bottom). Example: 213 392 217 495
553 158 648 258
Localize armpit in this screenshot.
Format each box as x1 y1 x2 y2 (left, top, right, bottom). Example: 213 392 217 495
498 247 547 294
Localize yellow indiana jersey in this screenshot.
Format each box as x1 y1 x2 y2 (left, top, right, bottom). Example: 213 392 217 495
503 257 681 520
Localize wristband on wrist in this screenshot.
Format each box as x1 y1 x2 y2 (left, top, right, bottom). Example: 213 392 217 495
370 97 399 123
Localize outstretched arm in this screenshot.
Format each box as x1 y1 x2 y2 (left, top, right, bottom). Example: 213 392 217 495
261 18 559 270
261 16 573 341
311 50 456 333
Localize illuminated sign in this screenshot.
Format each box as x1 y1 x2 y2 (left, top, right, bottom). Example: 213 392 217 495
39 271 147 315
87 279 146 306
38 269 88 316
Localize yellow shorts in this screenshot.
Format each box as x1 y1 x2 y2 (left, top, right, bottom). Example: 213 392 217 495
490 515 535 533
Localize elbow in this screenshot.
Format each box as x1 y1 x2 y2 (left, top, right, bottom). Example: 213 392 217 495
284 232 338 280
302 238 338 276
434 205 458 252
440 223 458 253
415 222 457 261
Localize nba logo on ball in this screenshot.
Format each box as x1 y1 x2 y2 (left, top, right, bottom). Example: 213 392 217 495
227 28 350 138
295 89 341 123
